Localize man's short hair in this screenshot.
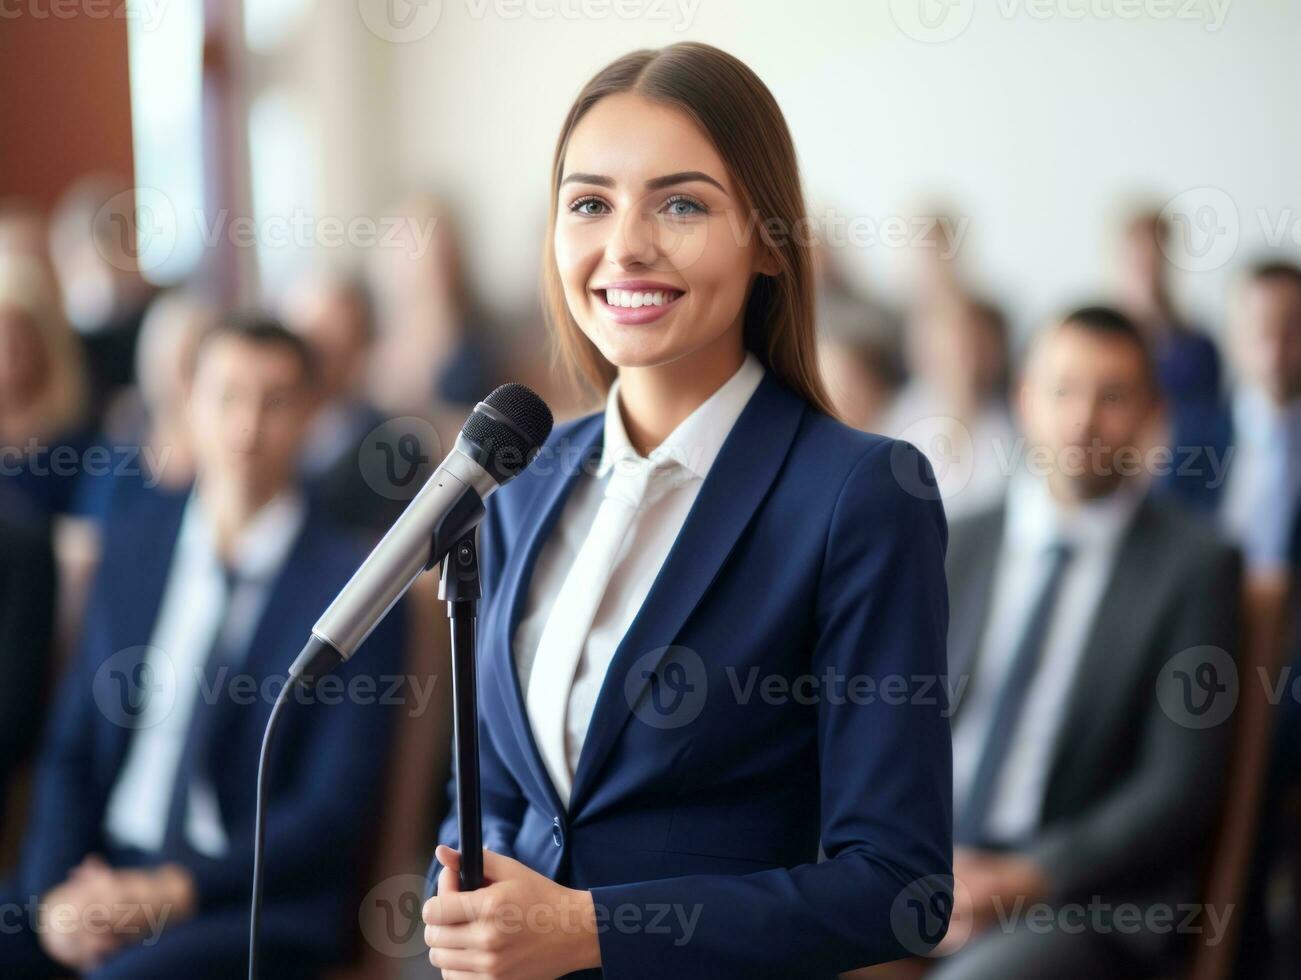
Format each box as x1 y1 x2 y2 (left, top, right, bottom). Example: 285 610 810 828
195 310 318 386
1054 304 1158 392
1242 259 1301 293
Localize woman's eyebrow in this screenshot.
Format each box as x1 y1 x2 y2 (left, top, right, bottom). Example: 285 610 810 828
559 170 726 193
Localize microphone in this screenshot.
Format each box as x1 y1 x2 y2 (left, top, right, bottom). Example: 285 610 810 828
288 383 553 686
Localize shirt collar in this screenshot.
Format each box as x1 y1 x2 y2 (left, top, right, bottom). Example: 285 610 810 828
596 350 765 480
1005 470 1143 555
181 487 308 584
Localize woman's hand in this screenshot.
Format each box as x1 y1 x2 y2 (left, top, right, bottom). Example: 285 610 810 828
423 844 601 979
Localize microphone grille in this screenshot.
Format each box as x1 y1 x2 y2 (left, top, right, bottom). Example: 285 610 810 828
461 383 554 482
483 383 554 450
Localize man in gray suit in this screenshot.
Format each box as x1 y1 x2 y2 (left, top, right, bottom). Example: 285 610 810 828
930 306 1242 979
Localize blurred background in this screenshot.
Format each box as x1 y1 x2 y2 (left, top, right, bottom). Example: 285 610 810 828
1 1 1300 978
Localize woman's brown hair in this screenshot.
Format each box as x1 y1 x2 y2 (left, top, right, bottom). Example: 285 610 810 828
541 42 837 417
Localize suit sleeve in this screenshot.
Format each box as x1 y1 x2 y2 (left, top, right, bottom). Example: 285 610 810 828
19 572 111 898
425 491 530 899
0 522 56 779
590 439 954 978
1027 539 1243 897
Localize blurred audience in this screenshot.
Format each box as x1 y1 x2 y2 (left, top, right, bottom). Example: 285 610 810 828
1229 260 1301 976
0 313 406 979
1219 261 1301 574
280 270 410 540
0 200 55 280
818 328 902 434
0 255 95 519
48 176 158 412
935 307 1241 978
882 292 1016 521
365 193 501 416
1114 208 1227 506
72 288 214 526
0 484 58 844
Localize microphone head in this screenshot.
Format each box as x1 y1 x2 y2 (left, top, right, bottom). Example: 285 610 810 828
460 383 554 483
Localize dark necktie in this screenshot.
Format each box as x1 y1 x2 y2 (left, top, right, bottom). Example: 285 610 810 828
161 565 242 856
956 540 1075 846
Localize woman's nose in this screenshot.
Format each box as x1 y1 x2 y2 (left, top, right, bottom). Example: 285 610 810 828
605 206 659 269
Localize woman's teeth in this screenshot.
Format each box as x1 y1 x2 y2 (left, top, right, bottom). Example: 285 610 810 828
604 288 679 308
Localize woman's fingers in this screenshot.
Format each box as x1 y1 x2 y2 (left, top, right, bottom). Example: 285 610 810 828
427 944 491 973
423 921 481 951
435 844 460 870
437 864 460 896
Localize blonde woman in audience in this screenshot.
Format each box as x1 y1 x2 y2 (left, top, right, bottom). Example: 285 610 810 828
0 256 91 519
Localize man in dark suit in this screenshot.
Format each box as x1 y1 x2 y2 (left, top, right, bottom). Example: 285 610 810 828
932 307 1241 978
0 313 407 979
0 492 57 843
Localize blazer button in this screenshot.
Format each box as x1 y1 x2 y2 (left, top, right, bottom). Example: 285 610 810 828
551 818 564 848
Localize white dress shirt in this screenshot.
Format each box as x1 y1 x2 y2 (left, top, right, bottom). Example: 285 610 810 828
951 472 1142 842
1221 387 1301 574
103 489 307 856
513 352 765 806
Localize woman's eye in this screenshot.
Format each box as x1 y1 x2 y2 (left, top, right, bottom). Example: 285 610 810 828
663 195 706 217
569 196 608 216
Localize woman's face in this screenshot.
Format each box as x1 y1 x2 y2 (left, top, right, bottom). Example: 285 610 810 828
554 92 773 370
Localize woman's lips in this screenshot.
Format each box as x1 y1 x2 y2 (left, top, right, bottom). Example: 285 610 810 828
593 286 685 325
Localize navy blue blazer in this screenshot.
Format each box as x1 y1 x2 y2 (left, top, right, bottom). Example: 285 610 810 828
16 487 406 962
429 371 953 977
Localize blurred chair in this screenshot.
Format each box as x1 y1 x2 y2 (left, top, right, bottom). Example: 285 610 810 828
327 575 454 980
1187 573 1289 979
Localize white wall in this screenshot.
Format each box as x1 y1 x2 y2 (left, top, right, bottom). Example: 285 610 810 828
343 0 1300 338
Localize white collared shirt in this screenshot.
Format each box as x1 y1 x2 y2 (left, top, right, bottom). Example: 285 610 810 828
103 489 307 856
1221 387 1301 573
513 352 765 787
951 472 1142 842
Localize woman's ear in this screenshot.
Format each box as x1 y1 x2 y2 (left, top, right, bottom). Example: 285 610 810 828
755 247 781 278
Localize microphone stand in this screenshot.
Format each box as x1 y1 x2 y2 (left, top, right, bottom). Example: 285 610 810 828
249 528 489 980
440 527 484 890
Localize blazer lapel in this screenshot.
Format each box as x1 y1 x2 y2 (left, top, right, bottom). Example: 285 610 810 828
496 415 605 815
100 492 189 772
568 373 806 812
946 507 1006 722
1042 496 1160 796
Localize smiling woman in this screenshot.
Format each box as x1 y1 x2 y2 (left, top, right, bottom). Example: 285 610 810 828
423 42 953 980
542 44 835 425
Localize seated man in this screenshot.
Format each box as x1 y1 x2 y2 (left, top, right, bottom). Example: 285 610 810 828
0 313 407 979
935 307 1241 978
